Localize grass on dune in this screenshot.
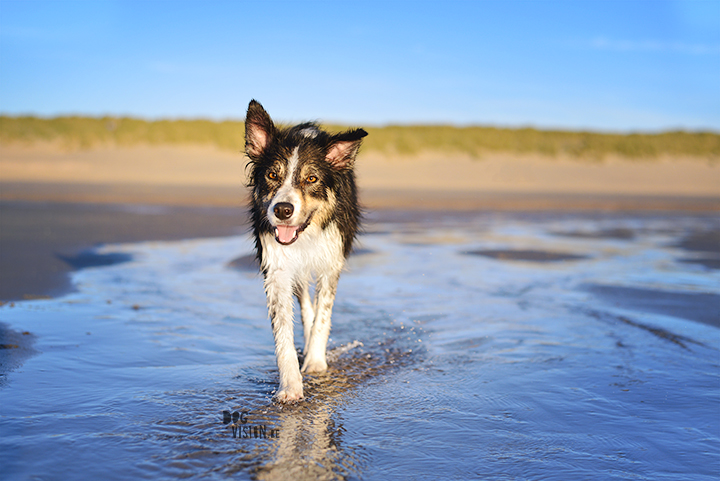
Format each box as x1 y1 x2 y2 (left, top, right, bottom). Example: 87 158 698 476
0 116 245 151
362 125 720 160
1 116 718 161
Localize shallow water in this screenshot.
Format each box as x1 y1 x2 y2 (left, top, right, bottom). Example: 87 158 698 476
1 212 719 480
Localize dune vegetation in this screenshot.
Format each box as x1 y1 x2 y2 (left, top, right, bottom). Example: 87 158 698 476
1 115 718 161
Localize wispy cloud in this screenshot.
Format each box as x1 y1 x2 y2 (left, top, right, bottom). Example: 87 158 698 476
591 37 720 55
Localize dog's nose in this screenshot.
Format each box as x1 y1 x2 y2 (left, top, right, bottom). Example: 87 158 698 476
273 202 294 221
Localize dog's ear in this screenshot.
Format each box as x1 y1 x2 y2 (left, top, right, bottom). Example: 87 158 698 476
245 100 275 159
325 129 368 170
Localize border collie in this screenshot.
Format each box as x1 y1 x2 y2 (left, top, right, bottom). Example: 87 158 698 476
244 100 367 402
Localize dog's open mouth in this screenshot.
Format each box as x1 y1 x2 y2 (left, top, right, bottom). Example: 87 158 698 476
275 225 301 245
274 216 312 246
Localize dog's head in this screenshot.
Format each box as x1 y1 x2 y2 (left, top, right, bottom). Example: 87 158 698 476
245 100 367 246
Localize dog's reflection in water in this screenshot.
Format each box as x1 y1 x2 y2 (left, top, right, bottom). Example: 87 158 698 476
226 339 418 480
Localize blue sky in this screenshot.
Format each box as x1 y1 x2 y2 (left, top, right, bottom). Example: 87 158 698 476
1 0 718 131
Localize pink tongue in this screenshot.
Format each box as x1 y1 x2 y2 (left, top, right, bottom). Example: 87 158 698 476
276 225 299 244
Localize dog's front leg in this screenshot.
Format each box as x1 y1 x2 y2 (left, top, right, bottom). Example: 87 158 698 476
265 271 303 402
301 270 340 373
295 276 315 357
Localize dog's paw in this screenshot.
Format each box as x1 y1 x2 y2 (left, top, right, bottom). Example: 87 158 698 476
301 357 328 374
274 386 304 403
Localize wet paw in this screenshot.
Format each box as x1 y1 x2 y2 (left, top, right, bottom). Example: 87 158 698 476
274 387 304 403
301 357 328 374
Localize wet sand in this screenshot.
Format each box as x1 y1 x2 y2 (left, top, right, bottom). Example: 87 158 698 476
0 322 36 388
0 201 247 301
3 181 720 211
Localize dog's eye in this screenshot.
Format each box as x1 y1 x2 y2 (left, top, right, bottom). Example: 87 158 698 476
307 175 318 183
267 172 278 181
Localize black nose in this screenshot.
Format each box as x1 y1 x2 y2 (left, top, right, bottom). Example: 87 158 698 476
273 202 294 221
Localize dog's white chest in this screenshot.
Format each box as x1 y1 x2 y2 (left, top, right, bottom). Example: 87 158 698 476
260 223 345 279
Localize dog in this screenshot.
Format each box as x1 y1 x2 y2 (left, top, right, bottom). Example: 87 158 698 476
244 100 367 402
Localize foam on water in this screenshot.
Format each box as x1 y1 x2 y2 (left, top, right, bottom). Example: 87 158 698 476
1 212 719 480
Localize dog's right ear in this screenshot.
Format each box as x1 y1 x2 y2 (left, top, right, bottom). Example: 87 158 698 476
245 100 275 159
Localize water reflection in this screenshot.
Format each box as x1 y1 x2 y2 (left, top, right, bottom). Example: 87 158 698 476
212 336 420 480
251 392 359 480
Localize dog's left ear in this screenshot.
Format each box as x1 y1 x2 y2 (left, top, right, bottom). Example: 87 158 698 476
326 129 368 170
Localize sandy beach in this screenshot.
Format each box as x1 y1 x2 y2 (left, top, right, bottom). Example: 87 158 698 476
1 143 718 208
